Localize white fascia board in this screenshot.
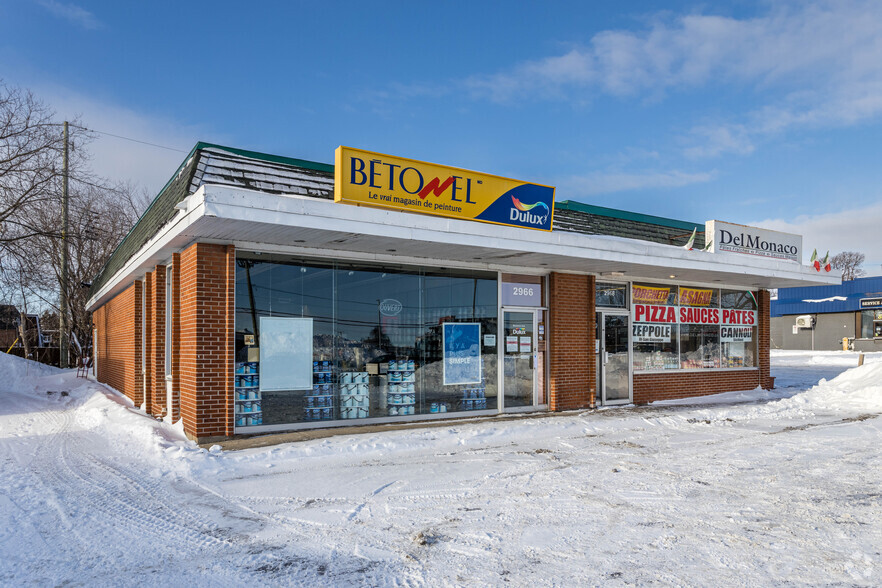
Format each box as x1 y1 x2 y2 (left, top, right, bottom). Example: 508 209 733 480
200 185 838 285
88 183 839 310
86 188 207 310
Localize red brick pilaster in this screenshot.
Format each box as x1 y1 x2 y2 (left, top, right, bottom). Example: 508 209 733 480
133 280 143 405
548 273 592 410
145 266 166 417
144 271 154 414
170 254 181 422
758 289 773 389
179 243 235 442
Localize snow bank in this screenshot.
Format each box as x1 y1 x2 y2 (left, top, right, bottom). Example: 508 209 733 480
792 360 882 413
0 352 62 394
0 351 207 468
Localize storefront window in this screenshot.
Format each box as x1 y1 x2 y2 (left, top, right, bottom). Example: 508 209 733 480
860 310 882 338
631 283 679 371
630 284 758 372
596 282 628 308
720 289 757 368
679 286 720 369
680 324 721 369
234 253 498 428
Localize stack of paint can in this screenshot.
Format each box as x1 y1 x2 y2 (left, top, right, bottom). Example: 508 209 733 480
340 371 370 419
386 358 416 416
234 361 262 426
460 387 487 411
306 361 335 421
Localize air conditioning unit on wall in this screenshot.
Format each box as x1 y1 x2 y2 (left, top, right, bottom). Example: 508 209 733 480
795 315 815 329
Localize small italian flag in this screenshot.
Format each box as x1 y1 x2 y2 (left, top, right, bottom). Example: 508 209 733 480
683 228 697 250
822 251 831 272
810 249 820 271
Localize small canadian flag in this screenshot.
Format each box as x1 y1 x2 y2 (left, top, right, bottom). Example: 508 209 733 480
810 249 820 271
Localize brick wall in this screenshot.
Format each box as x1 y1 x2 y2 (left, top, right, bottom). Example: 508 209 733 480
547 273 594 410
179 243 235 442
94 282 142 404
144 266 167 417
144 271 154 414
631 288 773 402
634 370 759 403
170 254 181 422
758 289 773 390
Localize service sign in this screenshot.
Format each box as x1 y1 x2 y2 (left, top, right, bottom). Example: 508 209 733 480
705 220 802 262
335 146 555 231
860 297 882 309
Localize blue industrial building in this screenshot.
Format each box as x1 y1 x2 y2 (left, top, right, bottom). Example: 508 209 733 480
771 276 882 351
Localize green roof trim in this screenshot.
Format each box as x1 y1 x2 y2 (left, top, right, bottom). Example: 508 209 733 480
555 200 704 232
193 142 334 174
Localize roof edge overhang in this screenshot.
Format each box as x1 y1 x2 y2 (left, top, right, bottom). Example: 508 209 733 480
87 184 841 311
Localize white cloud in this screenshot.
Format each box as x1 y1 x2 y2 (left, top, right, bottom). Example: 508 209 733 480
684 124 754 158
468 2 882 99
559 169 716 196
36 0 101 30
460 2 882 157
35 83 209 195
751 201 882 271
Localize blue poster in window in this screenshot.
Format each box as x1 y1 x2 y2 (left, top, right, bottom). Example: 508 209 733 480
442 323 482 386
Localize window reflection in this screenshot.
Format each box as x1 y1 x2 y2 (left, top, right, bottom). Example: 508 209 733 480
234 253 498 427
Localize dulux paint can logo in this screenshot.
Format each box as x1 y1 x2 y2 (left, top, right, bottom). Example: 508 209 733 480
509 196 550 226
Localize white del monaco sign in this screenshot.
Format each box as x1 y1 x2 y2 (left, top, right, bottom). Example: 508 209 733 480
705 220 802 262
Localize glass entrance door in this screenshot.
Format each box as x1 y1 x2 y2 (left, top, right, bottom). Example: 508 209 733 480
503 310 536 408
599 312 631 404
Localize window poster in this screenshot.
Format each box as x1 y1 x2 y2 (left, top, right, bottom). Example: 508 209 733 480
633 323 671 343
443 322 482 385
720 326 753 342
259 317 314 391
519 336 532 353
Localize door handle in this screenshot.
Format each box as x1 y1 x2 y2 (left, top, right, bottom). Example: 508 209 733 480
604 351 609 365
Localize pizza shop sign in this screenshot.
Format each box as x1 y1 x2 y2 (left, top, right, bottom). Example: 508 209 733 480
631 303 756 342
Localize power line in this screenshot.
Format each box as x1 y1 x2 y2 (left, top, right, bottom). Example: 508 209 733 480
68 123 189 154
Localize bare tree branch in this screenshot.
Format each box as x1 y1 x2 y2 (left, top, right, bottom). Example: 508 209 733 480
830 251 866 281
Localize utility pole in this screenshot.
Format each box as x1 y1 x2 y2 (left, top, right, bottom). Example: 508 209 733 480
59 121 69 369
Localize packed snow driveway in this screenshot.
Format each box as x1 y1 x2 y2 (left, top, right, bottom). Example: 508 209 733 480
0 359 378 585
1 351 881 586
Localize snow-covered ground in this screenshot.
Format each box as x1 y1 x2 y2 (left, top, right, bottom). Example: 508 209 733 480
1 351 880 586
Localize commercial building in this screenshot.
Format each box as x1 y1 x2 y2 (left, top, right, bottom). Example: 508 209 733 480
87 143 837 442
771 276 882 351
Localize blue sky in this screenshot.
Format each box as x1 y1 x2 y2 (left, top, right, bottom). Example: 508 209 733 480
3 0 882 270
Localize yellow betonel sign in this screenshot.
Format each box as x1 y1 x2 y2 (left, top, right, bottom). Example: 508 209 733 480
334 146 555 231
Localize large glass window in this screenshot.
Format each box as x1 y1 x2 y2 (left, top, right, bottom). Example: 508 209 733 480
679 286 720 369
631 283 679 371
596 282 628 308
860 310 882 338
234 253 497 428
720 289 757 367
679 324 721 369
630 283 758 372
